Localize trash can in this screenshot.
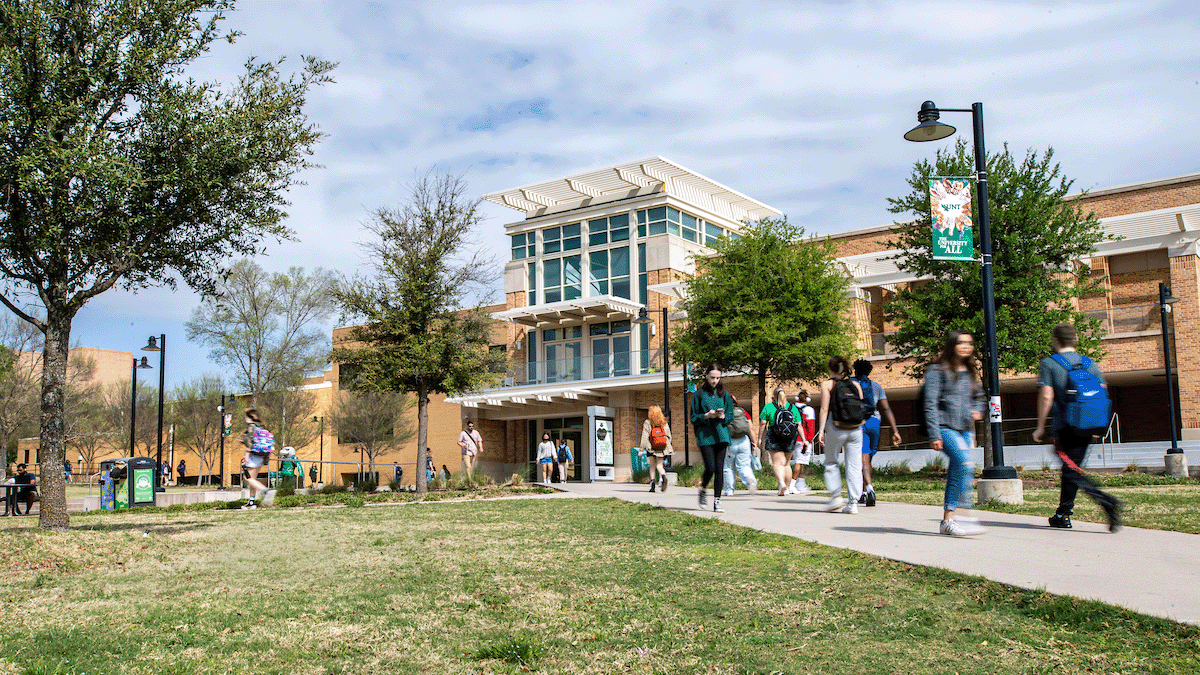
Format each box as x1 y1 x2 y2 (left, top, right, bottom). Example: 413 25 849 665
99 457 157 510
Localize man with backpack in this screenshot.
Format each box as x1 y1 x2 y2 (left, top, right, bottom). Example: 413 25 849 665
238 408 276 510
787 390 817 495
853 360 903 507
1033 323 1122 532
816 356 870 513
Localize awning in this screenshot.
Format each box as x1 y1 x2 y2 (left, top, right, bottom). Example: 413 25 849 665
491 295 644 327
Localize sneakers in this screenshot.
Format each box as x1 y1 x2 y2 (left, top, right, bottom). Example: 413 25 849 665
857 493 867 504
1102 498 1123 533
825 497 847 512
659 476 667 492
955 516 986 535
240 501 257 510
260 489 276 507
840 503 858 514
748 480 758 495
649 480 658 493
698 489 707 508
792 481 811 495
940 519 966 536
784 485 798 495
865 489 876 507
1049 513 1073 529
713 498 724 513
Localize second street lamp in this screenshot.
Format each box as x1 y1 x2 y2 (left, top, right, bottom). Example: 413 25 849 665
633 306 671 421
142 335 166 492
130 357 152 455
905 100 1017 482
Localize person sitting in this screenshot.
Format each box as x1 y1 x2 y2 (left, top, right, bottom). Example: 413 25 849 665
14 463 37 515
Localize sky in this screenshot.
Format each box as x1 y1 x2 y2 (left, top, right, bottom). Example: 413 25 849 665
61 0 1200 390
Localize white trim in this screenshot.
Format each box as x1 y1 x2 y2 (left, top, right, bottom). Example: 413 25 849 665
491 295 644 327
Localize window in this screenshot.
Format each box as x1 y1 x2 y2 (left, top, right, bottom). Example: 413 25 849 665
589 247 630 299
543 227 561 254
638 243 647 304
705 222 724 246
590 320 631 378
638 206 668 236
563 223 581 250
543 255 581 303
527 262 536 294
543 326 582 382
511 232 535 260
682 212 698 243
589 214 629 246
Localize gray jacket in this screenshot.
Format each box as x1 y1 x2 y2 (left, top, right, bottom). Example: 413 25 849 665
924 364 986 439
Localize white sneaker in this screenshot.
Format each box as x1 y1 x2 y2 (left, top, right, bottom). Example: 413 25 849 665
748 481 758 495
940 519 967 536
841 503 858 514
240 502 257 510
826 497 848 512
784 485 798 495
713 499 724 513
260 490 276 507
794 482 812 494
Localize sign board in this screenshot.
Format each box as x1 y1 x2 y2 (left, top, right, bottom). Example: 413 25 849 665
133 467 155 503
223 413 232 437
594 419 614 466
929 176 975 261
989 396 1003 424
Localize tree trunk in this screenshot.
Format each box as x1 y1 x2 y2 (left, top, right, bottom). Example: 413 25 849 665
757 367 767 418
415 381 428 494
38 309 72 530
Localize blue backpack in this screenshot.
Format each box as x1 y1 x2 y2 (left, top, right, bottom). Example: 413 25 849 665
855 376 877 414
1051 354 1111 433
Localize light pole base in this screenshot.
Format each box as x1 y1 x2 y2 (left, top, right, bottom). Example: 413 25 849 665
977 477 1024 506
1165 453 1190 478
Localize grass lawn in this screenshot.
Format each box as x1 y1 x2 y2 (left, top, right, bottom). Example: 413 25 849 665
2 496 1198 674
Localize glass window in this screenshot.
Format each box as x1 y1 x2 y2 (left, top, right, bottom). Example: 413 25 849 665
563 255 581 300
588 218 608 246
543 328 558 342
512 233 527 260
638 243 647 305
563 326 582 340
527 262 536 293
563 223 581 251
589 322 609 336
543 226 561 254
637 210 646 238
638 206 668 236
544 258 562 303
589 250 608 296
610 213 629 242
682 213 698 243
589 247 630 299
705 222 723 246
667 207 680 223
611 319 631 334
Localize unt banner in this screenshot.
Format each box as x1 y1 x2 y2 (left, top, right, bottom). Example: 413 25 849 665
929 176 975 261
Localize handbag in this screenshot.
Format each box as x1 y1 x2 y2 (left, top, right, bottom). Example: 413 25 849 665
751 452 763 472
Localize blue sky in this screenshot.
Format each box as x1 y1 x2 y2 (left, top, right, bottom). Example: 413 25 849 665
62 0 1200 389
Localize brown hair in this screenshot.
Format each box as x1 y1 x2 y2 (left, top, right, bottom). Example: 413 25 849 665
648 405 667 427
245 408 263 425
936 330 980 383
1053 323 1078 348
827 355 851 377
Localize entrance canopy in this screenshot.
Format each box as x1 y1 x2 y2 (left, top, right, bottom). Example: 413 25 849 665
492 295 643 328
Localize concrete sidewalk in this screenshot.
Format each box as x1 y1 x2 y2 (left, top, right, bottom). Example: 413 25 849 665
555 481 1200 626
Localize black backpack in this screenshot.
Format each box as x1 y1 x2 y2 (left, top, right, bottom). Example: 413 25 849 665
769 403 798 446
830 378 870 425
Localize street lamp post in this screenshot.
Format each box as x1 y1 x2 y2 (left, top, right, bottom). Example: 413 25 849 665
313 415 324 484
130 357 152 456
905 100 1017 481
633 306 672 420
1159 283 1181 454
218 394 228 490
142 335 166 492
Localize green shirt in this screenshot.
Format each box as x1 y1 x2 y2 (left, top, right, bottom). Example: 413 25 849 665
280 458 302 477
690 388 735 447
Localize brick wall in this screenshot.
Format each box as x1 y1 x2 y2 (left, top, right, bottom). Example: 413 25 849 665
1077 178 1200 219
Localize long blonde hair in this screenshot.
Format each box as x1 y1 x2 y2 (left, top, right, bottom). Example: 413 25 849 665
648 405 667 427
773 388 788 408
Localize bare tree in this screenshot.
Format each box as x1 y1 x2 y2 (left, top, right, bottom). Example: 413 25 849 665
170 376 225 485
0 314 41 465
255 386 321 450
98 380 159 458
327 389 414 482
187 260 336 405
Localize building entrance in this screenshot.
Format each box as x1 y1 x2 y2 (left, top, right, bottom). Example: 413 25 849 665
529 416 583 483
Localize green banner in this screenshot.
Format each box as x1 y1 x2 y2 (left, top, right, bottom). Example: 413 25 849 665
133 468 155 503
929 177 975 261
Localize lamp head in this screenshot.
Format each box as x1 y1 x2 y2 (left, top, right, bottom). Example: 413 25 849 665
632 307 654 325
136 356 152 369
904 100 957 142
1162 284 1180 306
142 336 161 352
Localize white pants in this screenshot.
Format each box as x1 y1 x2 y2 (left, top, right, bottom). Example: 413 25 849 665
722 435 756 495
823 423 863 503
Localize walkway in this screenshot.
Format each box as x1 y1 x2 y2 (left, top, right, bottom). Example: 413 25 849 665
556 481 1200 626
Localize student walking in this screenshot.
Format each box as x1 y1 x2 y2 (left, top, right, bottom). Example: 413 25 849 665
536 432 556 484
722 395 758 496
640 406 673 492
924 331 987 536
555 436 573 483
817 356 870 513
1033 323 1122 532
853 359 902 507
690 363 735 513
788 390 817 495
239 408 276 510
759 388 799 496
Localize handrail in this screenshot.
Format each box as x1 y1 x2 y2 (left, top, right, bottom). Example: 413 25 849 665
1098 412 1121 467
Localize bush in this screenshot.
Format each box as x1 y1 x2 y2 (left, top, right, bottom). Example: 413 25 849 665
388 477 404 491
320 483 349 495
875 460 912 476
672 464 704 488
505 473 525 487
632 468 650 484
355 477 378 493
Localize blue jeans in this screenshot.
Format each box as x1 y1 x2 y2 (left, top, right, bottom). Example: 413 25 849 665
722 435 756 495
939 428 975 511
861 417 881 456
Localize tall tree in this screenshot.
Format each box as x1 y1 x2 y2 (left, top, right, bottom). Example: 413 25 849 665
169 375 225 485
884 141 1108 378
332 171 509 494
186 260 336 405
254 386 320 450
326 389 414 484
672 217 857 411
0 1 332 528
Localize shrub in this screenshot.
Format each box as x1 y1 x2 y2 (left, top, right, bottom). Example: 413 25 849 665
632 468 650 484
505 473 525 487
320 483 349 495
673 464 704 488
355 476 379 493
475 637 546 666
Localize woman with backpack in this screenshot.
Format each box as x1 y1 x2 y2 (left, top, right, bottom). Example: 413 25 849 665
690 363 735 513
924 331 987 536
639 406 672 492
536 432 556 484
722 395 758 496
816 356 869 514
759 387 798 497
239 408 275 510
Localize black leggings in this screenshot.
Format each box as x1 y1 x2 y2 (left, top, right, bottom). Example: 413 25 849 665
699 443 729 496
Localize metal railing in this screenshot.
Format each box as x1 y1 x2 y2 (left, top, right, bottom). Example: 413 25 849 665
1084 303 1160 334
1097 413 1122 467
500 349 665 388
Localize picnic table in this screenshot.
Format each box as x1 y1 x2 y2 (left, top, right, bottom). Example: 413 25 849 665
1 481 37 517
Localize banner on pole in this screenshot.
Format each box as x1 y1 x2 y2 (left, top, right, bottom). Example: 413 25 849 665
928 176 975 261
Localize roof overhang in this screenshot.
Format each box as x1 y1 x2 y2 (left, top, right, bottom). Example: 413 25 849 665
491 295 644 328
